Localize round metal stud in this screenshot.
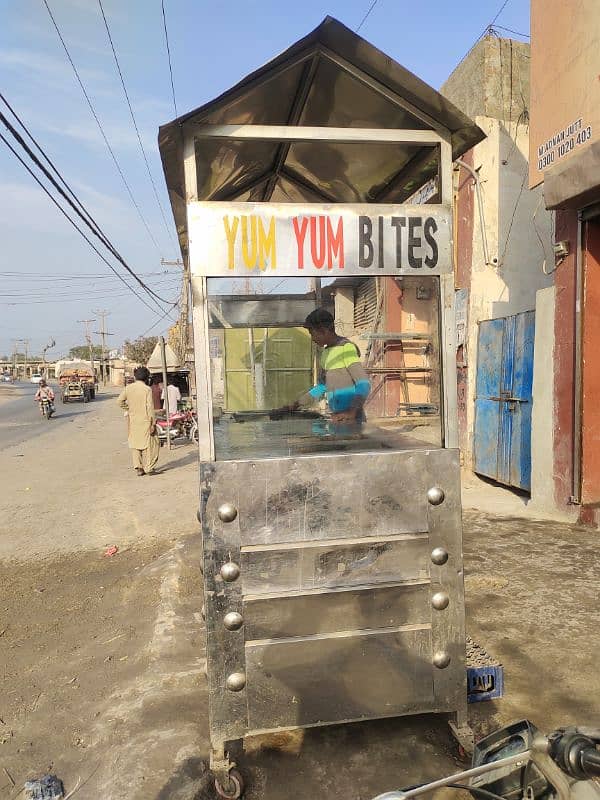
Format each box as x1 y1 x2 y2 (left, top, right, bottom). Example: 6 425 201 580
433 650 451 669
431 591 450 611
427 487 445 506
223 611 244 631
431 547 449 566
226 671 246 692
220 562 240 582
218 503 238 523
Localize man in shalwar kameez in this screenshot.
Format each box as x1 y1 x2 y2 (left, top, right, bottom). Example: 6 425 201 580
117 367 159 476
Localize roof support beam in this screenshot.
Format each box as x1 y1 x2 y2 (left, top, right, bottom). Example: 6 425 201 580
262 53 321 201
186 124 443 146
318 46 449 137
372 146 439 202
279 167 338 203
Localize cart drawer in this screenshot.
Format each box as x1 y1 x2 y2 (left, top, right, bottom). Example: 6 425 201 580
245 626 434 730
205 451 430 547
243 580 430 640
240 534 429 596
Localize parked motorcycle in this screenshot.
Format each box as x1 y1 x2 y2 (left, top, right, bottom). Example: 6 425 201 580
156 409 198 445
372 721 600 800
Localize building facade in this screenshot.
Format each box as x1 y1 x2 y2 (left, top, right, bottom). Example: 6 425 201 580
529 0 600 522
441 36 554 500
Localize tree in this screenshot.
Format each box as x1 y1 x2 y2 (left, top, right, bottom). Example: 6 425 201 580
124 336 158 365
69 345 103 360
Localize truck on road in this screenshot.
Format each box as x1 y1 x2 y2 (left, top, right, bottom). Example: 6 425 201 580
56 362 96 403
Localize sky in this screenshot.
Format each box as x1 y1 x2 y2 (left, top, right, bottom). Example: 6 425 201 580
0 0 530 359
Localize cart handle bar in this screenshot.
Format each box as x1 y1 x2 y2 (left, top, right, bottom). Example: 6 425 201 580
372 751 532 800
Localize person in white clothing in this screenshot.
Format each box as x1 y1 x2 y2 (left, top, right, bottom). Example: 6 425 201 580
162 378 181 413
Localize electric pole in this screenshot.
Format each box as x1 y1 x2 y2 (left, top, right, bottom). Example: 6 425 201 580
22 339 30 379
161 257 189 365
77 318 96 377
11 339 23 379
42 339 56 378
93 310 114 386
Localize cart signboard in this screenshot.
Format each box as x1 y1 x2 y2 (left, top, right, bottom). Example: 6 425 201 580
188 202 452 277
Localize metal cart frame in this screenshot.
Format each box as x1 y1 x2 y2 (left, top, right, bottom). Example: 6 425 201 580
158 17 485 793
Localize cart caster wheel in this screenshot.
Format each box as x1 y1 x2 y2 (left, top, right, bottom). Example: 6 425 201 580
214 768 244 799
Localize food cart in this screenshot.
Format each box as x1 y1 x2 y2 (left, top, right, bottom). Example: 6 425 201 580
159 17 484 797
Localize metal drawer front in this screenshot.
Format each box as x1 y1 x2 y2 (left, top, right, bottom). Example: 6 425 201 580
245 626 434 730
240 534 429 595
204 451 429 547
243 581 430 640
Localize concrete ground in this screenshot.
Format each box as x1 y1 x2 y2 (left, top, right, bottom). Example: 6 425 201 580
0 390 599 799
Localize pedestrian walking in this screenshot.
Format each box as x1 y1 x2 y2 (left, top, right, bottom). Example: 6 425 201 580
162 376 181 412
150 374 163 411
117 366 159 476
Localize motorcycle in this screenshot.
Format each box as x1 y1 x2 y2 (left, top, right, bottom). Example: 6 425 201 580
39 397 55 420
155 409 198 445
372 721 600 800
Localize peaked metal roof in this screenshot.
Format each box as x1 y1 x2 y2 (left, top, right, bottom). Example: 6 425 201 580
158 16 485 253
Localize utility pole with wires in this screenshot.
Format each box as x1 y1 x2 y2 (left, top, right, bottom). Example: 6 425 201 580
22 338 30 379
11 338 23 378
42 338 56 378
93 309 114 386
161 257 189 364
77 318 96 377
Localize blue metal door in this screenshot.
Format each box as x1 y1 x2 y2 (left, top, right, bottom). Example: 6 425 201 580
473 311 535 492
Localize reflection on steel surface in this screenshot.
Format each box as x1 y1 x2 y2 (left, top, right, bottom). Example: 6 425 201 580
245 627 434 729
240 535 428 596
200 448 465 748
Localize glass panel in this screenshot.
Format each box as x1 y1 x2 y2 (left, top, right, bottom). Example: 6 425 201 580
299 58 429 130
284 141 423 203
207 276 441 461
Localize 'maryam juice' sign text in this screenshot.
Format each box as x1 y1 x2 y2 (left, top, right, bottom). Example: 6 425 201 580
189 202 451 277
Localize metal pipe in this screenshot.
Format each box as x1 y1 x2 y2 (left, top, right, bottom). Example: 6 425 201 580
572 213 584 503
455 159 492 266
371 750 532 800
160 336 172 451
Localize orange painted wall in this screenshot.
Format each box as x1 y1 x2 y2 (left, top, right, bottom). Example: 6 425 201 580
581 219 600 504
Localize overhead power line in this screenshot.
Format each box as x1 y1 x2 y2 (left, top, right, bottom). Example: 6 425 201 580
0 102 177 307
356 0 380 33
138 303 179 338
454 0 513 70
97 0 177 248
0 128 173 317
41 0 163 255
161 0 178 119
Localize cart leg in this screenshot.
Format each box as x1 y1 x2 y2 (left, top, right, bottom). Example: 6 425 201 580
448 708 474 756
211 741 244 799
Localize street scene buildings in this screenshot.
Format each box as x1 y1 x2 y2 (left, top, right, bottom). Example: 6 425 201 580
1 2 600 799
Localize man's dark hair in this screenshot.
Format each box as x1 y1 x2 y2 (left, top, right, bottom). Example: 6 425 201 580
304 308 335 331
134 366 150 383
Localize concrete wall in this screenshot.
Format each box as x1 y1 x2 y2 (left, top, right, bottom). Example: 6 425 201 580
531 286 556 511
457 117 553 470
442 36 530 122
442 37 554 484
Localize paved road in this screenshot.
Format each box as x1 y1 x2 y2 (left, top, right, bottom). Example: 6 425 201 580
0 382 115 450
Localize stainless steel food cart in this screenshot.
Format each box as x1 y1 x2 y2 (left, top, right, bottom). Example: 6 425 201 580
159 17 485 797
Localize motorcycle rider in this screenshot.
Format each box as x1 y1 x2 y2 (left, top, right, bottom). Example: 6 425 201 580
34 379 55 417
